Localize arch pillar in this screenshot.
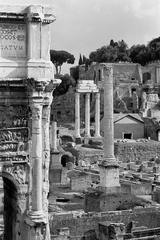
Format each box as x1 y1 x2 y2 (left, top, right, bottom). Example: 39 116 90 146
29 97 44 217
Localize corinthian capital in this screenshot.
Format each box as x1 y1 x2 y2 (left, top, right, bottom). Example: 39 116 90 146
30 99 43 121
101 63 113 77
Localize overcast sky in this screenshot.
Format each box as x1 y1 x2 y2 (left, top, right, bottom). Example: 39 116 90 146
3 0 160 73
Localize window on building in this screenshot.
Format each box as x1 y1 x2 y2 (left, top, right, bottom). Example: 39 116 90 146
123 133 133 139
98 69 101 81
50 114 53 121
90 93 93 102
66 110 70 115
57 111 61 118
143 72 151 84
93 70 96 83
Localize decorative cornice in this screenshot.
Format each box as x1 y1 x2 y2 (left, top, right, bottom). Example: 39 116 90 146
26 5 56 23
0 12 25 22
0 5 56 23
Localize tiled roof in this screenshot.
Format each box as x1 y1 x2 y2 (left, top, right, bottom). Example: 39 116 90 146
114 113 144 123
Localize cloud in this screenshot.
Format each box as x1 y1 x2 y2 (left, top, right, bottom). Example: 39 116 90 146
125 0 160 18
3 0 54 6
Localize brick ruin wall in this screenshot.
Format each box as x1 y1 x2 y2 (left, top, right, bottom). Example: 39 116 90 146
49 208 160 239
78 141 160 164
114 141 160 163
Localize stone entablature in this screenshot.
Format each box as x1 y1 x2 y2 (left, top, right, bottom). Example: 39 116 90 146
77 80 99 93
0 5 55 81
75 80 100 139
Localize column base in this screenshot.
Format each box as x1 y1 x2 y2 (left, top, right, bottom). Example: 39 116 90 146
25 210 47 226
99 157 119 168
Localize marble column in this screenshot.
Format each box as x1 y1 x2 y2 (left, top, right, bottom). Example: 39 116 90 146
103 67 114 159
51 121 58 151
42 97 52 240
99 65 120 191
85 93 91 137
31 98 43 213
42 97 52 183
95 92 101 137
75 92 81 138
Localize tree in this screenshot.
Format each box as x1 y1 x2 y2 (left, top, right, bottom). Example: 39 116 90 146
78 54 83 65
70 65 79 83
129 44 150 66
89 39 130 63
53 74 75 97
50 50 75 75
129 37 160 65
148 37 160 61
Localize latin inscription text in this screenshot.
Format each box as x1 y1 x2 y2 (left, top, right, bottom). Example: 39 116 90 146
0 23 26 58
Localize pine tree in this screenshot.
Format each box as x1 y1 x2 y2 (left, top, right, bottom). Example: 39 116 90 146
82 55 87 64
78 54 83 65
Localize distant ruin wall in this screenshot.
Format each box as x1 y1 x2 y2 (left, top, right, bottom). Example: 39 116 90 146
78 141 160 164
114 141 160 163
49 208 160 239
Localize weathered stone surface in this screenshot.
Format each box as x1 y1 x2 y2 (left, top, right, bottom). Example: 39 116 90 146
49 208 160 239
0 4 59 240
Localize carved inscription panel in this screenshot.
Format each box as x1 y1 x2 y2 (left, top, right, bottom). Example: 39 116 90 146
0 22 26 58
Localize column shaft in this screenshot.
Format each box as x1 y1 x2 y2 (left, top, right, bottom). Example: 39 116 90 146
42 103 52 183
104 67 114 159
95 92 101 137
75 92 80 138
85 93 90 137
31 99 43 212
51 121 58 151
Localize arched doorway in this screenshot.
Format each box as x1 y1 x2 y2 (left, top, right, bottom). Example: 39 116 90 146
61 154 74 168
3 177 19 240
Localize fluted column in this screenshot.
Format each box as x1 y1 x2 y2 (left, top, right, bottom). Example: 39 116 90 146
104 67 114 159
31 98 43 213
42 96 52 183
99 64 120 191
75 92 81 138
85 93 91 137
51 121 58 151
95 92 101 137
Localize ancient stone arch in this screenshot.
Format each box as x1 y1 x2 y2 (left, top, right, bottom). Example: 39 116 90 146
0 4 59 240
